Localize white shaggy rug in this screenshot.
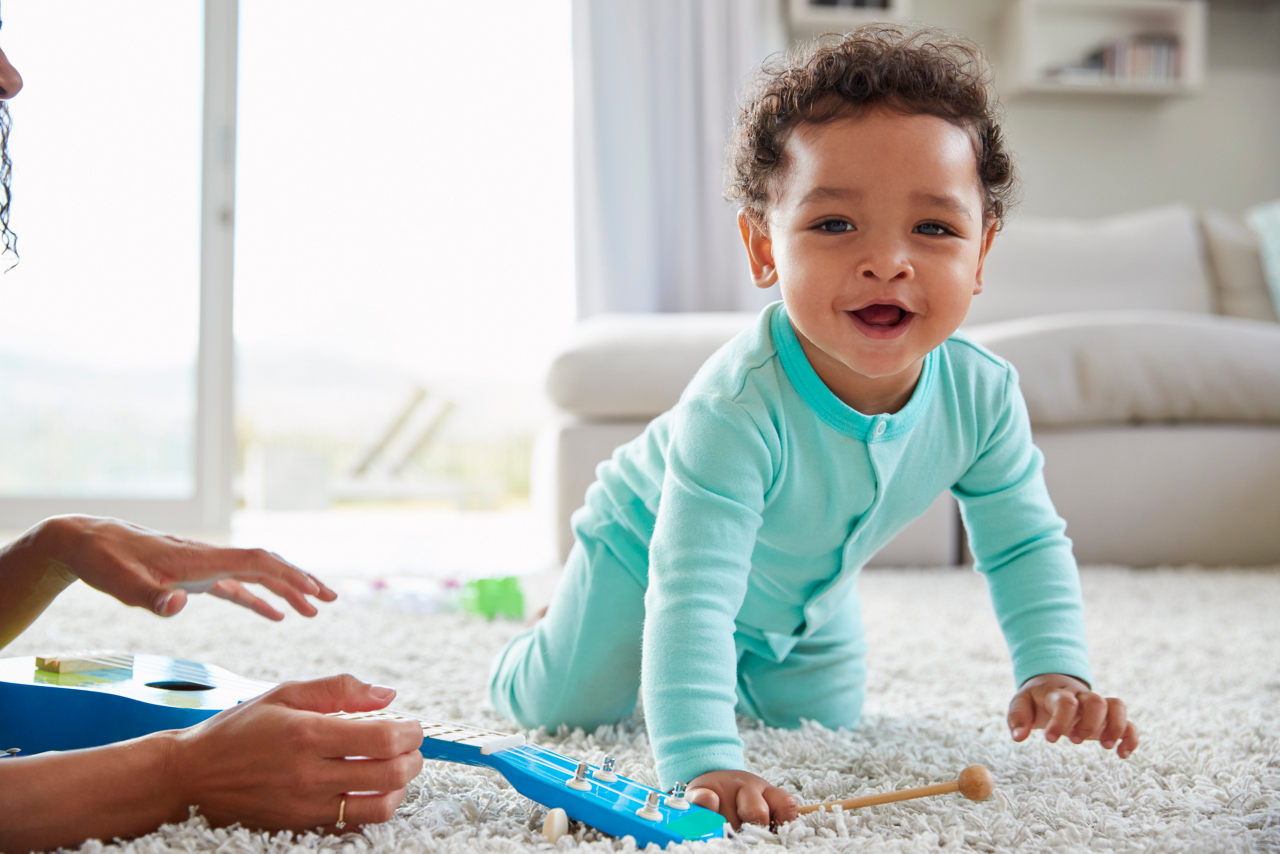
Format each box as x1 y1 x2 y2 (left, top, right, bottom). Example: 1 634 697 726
7 566 1279 853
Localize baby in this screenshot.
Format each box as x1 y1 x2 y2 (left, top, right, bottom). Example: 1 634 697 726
490 25 1138 828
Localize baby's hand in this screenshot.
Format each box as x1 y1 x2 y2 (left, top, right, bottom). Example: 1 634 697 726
1008 673 1139 758
686 769 797 829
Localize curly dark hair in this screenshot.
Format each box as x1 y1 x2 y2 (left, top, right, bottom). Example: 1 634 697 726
0 100 16 266
725 24 1018 229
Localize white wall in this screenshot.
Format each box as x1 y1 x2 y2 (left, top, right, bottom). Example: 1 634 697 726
904 0 1280 219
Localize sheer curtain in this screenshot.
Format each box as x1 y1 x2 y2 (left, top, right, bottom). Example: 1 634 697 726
573 0 787 316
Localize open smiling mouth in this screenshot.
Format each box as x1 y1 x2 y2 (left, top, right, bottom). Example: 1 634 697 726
847 304 916 337
852 304 909 327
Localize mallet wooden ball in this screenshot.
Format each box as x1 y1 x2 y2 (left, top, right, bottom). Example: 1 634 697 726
797 765 994 815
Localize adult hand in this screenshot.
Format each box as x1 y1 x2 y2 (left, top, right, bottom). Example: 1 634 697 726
686 768 798 829
43 515 335 620
170 674 425 831
1008 673 1138 758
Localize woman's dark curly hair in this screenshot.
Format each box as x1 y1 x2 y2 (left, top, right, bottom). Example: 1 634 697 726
725 24 1018 229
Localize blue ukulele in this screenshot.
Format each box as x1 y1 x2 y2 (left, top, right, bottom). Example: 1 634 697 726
0 652 726 847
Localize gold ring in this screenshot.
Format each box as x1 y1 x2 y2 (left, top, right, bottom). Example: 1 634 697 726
336 796 347 830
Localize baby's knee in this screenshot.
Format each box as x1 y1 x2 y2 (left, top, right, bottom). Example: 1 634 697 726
487 627 637 731
487 629 553 728
736 652 867 730
741 693 864 731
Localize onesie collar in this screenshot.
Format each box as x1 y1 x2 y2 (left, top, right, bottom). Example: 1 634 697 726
770 301 936 443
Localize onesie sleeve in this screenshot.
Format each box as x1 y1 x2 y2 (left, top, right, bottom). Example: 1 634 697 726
952 367 1093 689
642 392 774 789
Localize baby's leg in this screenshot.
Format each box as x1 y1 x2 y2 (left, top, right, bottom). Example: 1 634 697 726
488 529 645 730
735 595 868 730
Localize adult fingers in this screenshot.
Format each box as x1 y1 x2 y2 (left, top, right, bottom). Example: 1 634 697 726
210 579 286 621
1099 698 1129 750
763 785 799 824
308 717 426 761
735 786 770 827
314 751 424 794
1043 690 1079 744
208 546 320 593
179 544 332 606
156 587 188 616
1069 692 1108 743
324 788 412 832
1007 690 1036 742
270 674 399 715
249 574 321 617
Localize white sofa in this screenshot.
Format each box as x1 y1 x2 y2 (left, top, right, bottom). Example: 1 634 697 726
535 204 1280 568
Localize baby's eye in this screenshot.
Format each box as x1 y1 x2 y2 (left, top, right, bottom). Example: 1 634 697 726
914 222 951 236
818 220 854 234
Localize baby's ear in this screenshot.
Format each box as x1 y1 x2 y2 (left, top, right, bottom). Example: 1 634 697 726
973 217 999 295
738 211 778 289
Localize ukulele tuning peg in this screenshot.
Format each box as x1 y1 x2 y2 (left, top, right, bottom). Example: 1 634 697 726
636 790 664 821
665 782 690 810
593 755 618 782
565 760 592 791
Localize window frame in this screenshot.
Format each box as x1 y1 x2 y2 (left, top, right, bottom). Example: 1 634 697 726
0 0 238 533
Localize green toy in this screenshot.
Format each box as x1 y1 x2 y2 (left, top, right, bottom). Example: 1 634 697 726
461 576 525 620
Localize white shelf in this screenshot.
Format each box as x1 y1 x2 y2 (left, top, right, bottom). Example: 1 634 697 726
1002 0 1206 97
787 0 913 39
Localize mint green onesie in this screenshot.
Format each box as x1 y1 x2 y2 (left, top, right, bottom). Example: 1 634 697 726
490 302 1092 789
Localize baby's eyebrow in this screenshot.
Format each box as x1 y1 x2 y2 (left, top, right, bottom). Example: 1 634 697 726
911 192 974 222
797 186 860 206
795 186 975 223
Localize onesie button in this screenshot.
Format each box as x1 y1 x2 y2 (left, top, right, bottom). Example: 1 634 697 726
874 420 887 436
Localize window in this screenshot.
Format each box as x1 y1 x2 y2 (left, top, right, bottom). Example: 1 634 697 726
0 0 235 531
233 0 574 576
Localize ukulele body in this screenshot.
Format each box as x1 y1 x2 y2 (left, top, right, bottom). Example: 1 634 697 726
0 654 242 754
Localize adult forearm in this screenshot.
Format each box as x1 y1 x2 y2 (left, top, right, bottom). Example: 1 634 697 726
0 730 184 851
0 518 79 651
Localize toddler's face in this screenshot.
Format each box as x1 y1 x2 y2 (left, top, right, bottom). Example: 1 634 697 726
741 107 995 413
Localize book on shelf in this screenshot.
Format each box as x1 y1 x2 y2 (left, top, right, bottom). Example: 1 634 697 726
1045 32 1182 87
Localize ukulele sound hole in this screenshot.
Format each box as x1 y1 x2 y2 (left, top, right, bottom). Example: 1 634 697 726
145 680 214 692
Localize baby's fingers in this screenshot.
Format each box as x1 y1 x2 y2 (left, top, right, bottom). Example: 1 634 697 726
1007 690 1036 742
1043 690 1079 744
1068 692 1108 744
735 786 770 827
1117 722 1139 758
1098 698 1129 750
763 785 798 825
687 787 722 820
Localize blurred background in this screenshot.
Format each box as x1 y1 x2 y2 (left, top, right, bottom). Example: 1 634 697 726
0 0 1275 584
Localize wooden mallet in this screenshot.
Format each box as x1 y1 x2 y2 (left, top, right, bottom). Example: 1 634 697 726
797 765 994 814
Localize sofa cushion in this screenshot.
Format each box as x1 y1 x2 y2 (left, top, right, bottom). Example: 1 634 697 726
546 311 756 417
1201 209 1279 323
966 204 1215 326
968 311 1280 428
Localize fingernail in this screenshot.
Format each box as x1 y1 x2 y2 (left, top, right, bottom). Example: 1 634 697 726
1012 727 1027 740
1102 740 1115 749
370 685 396 700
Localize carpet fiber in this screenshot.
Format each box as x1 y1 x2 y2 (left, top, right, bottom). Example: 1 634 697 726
7 566 1280 853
